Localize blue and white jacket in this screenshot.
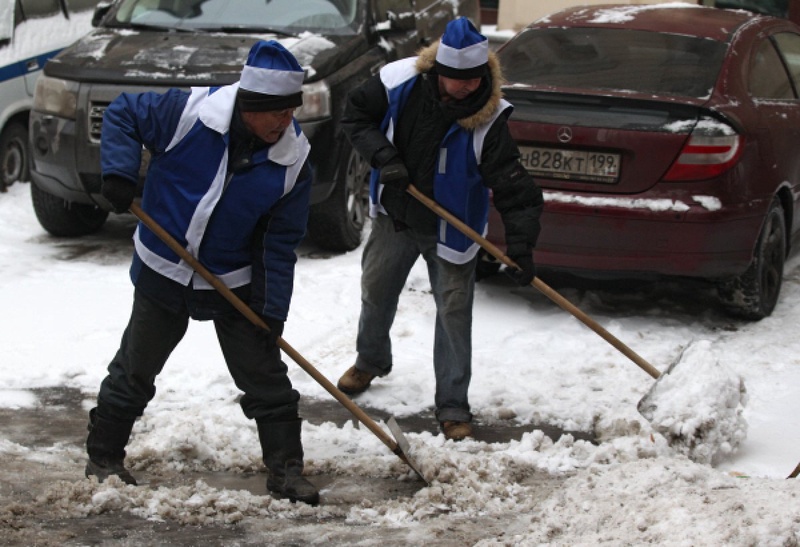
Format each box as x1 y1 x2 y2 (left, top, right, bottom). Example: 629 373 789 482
372 57 512 265
101 83 311 320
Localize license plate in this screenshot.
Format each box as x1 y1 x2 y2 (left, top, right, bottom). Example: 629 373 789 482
518 146 621 183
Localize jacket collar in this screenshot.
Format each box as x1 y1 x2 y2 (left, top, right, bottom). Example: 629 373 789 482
415 42 504 130
199 82 301 166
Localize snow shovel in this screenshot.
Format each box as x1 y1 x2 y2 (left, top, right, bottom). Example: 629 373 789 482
408 187 752 463
406 185 663 381
128 202 427 482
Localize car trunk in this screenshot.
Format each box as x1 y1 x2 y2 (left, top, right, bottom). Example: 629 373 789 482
503 88 706 195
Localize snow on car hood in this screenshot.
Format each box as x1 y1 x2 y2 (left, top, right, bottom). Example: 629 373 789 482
43 28 351 86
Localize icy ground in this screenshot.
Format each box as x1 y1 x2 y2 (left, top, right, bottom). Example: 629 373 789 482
1 181 799 545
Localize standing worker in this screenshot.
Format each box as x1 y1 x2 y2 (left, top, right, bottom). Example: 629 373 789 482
336 18 544 441
85 40 319 505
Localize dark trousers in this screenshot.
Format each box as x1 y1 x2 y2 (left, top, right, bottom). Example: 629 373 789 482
96 289 299 423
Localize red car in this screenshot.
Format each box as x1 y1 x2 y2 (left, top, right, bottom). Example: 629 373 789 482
486 3 800 319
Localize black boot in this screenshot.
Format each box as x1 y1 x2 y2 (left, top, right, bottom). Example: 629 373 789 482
257 419 319 505
85 407 138 485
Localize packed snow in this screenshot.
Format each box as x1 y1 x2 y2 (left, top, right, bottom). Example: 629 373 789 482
1 179 799 543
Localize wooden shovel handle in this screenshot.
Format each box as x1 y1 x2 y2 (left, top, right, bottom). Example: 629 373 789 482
128 202 407 459
406 185 662 380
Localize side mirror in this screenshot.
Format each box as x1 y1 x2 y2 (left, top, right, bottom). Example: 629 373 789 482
92 2 113 27
387 9 416 32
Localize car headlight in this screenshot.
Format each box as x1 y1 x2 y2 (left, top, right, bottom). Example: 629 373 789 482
33 74 79 119
295 80 331 122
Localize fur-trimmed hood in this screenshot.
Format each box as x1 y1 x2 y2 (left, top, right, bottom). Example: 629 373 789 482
415 41 505 130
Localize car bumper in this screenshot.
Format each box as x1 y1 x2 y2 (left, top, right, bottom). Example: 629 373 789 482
488 189 768 279
30 113 99 205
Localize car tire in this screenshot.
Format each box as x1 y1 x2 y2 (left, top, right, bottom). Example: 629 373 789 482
307 143 371 252
1 122 30 188
30 182 108 237
718 196 786 320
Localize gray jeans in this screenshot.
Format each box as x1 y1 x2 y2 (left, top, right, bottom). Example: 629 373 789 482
355 214 476 423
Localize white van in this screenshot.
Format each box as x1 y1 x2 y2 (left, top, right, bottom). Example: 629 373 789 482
0 0 94 191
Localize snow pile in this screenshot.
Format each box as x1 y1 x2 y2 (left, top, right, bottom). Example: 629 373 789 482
2 181 800 543
487 457 800 546
28 427 799 545
638 340 748 464
40 477 332 525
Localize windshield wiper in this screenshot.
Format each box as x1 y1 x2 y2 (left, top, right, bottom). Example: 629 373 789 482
107 21 208 33
203 25 295 37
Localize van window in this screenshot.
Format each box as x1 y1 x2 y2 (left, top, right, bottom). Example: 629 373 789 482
19 0 62 18
1 2 12 42
65 0 100 13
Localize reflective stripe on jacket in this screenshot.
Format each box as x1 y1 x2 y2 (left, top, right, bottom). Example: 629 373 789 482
370 57 511 264
101 83 310 319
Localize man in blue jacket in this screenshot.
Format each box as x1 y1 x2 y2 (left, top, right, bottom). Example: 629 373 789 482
336 18 544 441
85 40 318 505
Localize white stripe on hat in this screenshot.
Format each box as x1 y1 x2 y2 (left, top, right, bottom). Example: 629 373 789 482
240 64 304 96
435 39 489 70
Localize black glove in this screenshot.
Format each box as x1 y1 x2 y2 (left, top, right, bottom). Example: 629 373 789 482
261 316 285 349
100 175 136 214
378 159 410 191
505 253 536 286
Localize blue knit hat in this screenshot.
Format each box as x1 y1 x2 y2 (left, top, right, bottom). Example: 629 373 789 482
435 17 489 80
238 40 304 111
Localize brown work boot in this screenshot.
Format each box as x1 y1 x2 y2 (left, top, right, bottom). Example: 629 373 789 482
441 421 473 441
337 365 376 395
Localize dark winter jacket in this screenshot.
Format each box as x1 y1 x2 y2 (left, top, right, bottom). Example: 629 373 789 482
341 41 544 262
101 83 312 321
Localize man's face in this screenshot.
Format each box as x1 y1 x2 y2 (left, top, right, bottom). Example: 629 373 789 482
438 76 482 102
241 107 296 144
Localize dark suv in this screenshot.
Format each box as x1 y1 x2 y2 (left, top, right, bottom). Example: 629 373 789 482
29 0 479 251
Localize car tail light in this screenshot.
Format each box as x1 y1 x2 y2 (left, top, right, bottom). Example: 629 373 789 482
663 126 742 181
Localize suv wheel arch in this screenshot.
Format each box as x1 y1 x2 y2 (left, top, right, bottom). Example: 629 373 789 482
31 182 108 237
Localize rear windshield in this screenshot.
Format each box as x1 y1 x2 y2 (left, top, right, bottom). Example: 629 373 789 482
499 28 727 98
110 0 360 33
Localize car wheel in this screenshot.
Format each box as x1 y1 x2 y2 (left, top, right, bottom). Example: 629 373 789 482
718 197 785 320
1 122 30 188
31 182 108 237
307 143 371 252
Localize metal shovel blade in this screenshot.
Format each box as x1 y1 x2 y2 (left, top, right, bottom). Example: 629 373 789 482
387 417 428 484
636 343 689 419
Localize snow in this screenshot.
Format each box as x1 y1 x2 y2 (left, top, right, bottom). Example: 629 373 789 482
0 10 94 66
637 339 748 465
586 2 702 24
1 179 799 543
546 190 692 212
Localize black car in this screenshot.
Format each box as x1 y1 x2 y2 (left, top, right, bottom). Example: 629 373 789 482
29 0 479 251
